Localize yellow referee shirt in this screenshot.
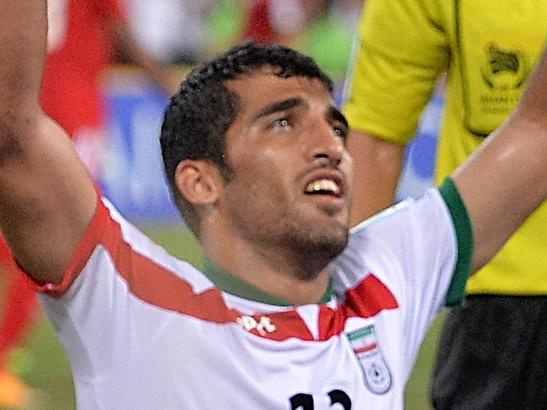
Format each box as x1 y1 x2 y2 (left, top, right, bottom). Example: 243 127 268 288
344 0 547 295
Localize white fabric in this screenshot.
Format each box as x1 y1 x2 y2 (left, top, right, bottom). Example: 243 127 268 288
40 188 457 410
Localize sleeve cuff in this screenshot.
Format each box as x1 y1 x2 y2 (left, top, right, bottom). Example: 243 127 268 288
439 178 474 306
23 187 107 298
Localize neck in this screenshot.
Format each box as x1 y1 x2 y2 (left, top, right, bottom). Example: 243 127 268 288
202 235 331 306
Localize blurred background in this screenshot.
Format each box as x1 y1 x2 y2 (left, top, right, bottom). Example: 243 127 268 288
2 0 445 408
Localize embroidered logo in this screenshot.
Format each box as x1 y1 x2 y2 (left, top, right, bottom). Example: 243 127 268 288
347 325 392 394
481 43 529 90
237 315 276 336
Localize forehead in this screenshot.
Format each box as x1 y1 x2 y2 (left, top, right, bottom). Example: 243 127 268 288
226 69 334 116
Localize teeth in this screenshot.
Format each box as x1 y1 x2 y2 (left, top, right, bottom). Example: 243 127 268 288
305 179 340 194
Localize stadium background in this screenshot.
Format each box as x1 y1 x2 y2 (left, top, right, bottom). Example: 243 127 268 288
9 1 448 408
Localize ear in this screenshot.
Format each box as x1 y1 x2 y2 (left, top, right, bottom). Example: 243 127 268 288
175 160 223 206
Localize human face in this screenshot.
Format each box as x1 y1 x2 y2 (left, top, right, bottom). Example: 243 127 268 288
219 69 353 270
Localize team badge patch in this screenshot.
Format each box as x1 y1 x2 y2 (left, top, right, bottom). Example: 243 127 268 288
347 325 392 394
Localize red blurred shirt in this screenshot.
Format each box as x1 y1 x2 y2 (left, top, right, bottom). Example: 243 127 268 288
41 0 127 137
244 0 274 44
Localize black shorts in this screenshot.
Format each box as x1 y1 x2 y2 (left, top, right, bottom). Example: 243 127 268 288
431 295 547 410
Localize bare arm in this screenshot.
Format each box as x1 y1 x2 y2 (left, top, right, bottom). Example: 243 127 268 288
347 129 405 226
453 49 547 271
0 0 97 284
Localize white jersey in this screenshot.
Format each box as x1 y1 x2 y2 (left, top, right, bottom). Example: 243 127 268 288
30 180 472 410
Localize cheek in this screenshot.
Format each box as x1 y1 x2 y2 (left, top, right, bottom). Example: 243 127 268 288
237 146 293 183
227 139 301 207
341 152 354 192
258 147 298 194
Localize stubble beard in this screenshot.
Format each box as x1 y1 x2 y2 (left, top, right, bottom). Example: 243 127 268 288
283 227 349 280
231 207 349 281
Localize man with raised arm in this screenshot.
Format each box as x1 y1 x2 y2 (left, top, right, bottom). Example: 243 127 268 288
0 1 545 409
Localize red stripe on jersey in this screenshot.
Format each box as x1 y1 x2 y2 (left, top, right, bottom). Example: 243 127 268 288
319 275 399 340
100 206 239 325
31 197 396 342
100 206 313 340
261 310 314 341
37 198 313 341
354 343 378 355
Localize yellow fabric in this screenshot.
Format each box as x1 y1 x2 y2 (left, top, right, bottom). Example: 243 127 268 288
343 0 547 295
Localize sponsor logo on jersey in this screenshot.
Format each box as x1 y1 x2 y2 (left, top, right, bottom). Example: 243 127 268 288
347 325 392 395
237 315 277 336
480 43 529 90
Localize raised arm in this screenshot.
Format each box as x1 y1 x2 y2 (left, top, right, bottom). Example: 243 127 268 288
454 48 547 271
0 0 97 284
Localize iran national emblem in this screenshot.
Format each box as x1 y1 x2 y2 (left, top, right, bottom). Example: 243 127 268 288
347 325 392 394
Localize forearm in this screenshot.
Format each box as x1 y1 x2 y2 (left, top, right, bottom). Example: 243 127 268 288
347 129 405 226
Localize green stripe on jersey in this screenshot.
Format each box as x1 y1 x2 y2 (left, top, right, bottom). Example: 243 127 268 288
202 258 333 306
439 178 474 306
347 326 374 341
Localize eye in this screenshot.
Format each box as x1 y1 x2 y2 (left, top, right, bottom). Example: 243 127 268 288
333 125 348 139
273 117 291 128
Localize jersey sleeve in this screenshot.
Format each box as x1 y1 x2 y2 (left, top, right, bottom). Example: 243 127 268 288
343 0 449 144
22 195 201 385
437 178 474 305
22 190 108 297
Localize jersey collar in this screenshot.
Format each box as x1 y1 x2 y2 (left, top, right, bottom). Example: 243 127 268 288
202 258 333 306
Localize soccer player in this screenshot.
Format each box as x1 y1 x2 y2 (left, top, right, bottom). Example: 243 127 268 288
0 1 545 408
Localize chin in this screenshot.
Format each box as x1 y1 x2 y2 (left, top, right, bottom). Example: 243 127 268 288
291 236 348 281
325 231 349 259
302 229 349 261
281 212 350 264
279 223 348 281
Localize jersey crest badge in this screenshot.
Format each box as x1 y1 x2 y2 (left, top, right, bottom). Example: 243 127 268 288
347 325 392 395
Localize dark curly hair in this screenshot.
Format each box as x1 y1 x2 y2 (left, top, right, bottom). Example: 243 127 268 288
160 42 334 234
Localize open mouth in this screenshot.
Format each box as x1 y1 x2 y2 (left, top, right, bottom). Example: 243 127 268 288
304 178 342 198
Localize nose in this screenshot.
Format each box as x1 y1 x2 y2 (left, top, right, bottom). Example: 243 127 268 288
305 119 345 166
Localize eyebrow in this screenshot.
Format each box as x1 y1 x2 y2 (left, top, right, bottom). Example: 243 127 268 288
327 106 349 129
253 97 303 121
252 97 349 130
